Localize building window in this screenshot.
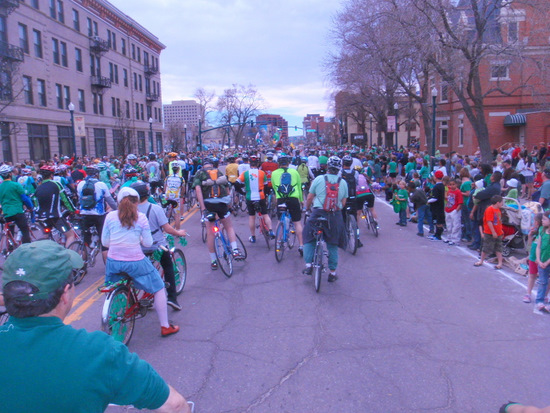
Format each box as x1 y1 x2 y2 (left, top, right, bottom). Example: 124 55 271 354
137 131 145 154
18 23 29 54
111 32 116 51
140 104 144 120
23 76 33 105
441 84 449 102
107 29 112 48
37 79 46 107
439 120 448 146
143 51 149 66
114 65 118 84
508 21 518 43
111 97 116 117
32 29 42 58
0 16 6 43
49 0 55 18
78 89 85 112
93 21 98 36
94 128 107 157
109 62 114 82
125 100 130 118
57 0 64 23
121 38 126 55
123 69 128 87
86 17 92 36
52 38 59 64
63 85 70 109
72 9 79 31
113 129 124 157
57 125 73 156
138 75 142 92
28 123 50 160
458 119 464 147
60 41 67 67
1 122 12 163
55 83 62 108
135 102 139 120
490 64 509 80
116 98 121 117
133 72 137 90
31 0 39 9
146 105 151 120
92 92 98 114
75 47 82 72
137 47 141 62
98 93 103 115
131 44 135 60
156 132 162 153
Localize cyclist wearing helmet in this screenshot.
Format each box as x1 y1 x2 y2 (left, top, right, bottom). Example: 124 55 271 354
77 166 117 261
124 154 143 181
271 155 305 254
164 163 185 230
146 153 163 195
318 151 328 173
193 158 244 270
225 156 239 184
35 165 77 247
0 165 31 243
307 151 321 177
16 168 37 196
260 152 278 195
340 156 365 248
132 181 187 311
238 154 250 176
167 153 183 179
297 156 314 191
237 155 275 243
303 156 348 282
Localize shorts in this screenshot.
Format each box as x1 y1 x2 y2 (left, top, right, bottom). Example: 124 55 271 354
105 257 164 294
204 200 231 219
45 217 71 233
523 175 534 184
166 196 182 215
246 199 268 216
529 259 538 275
277 197 302 222
389 172 397 178
357 193 375 209
432 208 445 226
482 234 503 254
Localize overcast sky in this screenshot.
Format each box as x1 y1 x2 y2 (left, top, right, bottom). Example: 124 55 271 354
110 0 340 128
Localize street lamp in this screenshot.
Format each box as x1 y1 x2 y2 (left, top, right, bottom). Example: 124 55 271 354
393 102 398 150
369 113 373 148
148 117 153 153
184 124 187 153
198 117 202 152
68 102 77 157
431 87 438 171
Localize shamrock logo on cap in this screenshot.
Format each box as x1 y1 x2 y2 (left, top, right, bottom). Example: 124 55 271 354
16 268 26 277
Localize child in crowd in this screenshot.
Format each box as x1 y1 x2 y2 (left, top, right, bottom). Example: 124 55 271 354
444 179 463 245
535 211 550 312
474 195 504 269
468 178 485 252
408 181 429 237
394 180 409 226
524 213 543 303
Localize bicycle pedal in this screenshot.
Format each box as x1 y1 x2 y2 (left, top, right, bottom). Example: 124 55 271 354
139 299 153 308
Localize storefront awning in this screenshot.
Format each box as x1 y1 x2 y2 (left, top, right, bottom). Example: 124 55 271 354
504 114 526 127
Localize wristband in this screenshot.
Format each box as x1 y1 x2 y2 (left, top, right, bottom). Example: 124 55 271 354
499 402 521 413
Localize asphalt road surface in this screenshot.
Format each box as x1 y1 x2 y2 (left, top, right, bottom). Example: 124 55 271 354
40 197 550 412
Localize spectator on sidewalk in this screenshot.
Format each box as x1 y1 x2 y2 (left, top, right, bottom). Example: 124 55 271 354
535 211 550 312
408 181 431 237
474 195 504 269
524 213 543 303
428 170 446 241
444 179 463 245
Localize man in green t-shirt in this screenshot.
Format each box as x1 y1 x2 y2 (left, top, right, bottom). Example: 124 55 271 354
0 165 31 243
0 240 191 413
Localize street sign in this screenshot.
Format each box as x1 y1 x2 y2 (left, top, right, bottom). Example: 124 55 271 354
74 116 86 137
306 129 316 132
387 116 396 132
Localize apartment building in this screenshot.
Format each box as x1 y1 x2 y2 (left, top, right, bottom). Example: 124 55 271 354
255 113 288 142
0 0 165 162
163 99 199 128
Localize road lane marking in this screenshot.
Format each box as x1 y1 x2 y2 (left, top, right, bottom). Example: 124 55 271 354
66 206 199 325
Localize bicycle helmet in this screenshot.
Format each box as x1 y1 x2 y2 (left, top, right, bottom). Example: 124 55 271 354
168 152 178 158
278 155 290 165
148 152 156 160
40 165 56 173
96 162 107 171
123 166 137 177
21 168 32 175
266 152 274 160
242 154 249 161
57 164 68 172
130 181 150 199
301 156 308 162
126 154 137 161
85 165 99 175
342 155 353 166
0 165 12 177
327 156 342 170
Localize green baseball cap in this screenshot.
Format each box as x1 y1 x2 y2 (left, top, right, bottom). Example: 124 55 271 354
2 240 83 299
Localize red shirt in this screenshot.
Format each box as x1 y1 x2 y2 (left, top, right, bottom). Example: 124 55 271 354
444 188 463 213
260 161 278 187
483 205 503 236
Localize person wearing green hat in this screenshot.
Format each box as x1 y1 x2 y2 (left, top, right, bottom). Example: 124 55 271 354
0 240 190 413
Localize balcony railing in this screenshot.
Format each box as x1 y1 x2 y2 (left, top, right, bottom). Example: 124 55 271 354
91 76 112 88
0 0 21 15
146 93 159 102
144 64 158 76
0 41 23 62
89 36 109 53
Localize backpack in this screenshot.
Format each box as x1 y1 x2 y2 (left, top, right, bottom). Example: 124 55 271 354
341 170 356 198
80 178 97 210
356 173 371 196
206 169 228 199
323 176 341 212
277 168 294 197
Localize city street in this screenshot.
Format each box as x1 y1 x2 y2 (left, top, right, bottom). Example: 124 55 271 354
63 198 550 413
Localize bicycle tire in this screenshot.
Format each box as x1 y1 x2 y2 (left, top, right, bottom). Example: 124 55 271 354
214 234 233 278
347 215 358 255
370 210 379 237
67 240 88 285
235 233 248 260
165 204 174 225
313 242 323 293
239 195 247 212
288 221 297 249
201 220 207 243
274 222 285 262
269 195 277 218
172 248 187 295
260 217 271 250
101 286 136 345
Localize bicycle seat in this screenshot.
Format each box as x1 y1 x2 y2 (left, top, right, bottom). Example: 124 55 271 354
252 201 261 211
277 203 288 211
205 212 217 222
165 199 178 207
114 271 132 279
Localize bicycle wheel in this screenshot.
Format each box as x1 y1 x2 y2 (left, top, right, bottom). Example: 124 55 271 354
288 221 297 249
165 204 174 224
214 234 233 278
67 240 88 285
172 248 187 295
369 210 379 237
260 217 271 250
201 219 207 243
274 222 285 262
268 195 277 218
347 215 358 255
313 242 323 293
239 195 247 212
235 233 248 260
101 286 136 345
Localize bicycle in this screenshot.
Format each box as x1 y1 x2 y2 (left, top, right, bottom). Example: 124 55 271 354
274 202 296 262
67 225 102 285
185 188 196 211
148 237 188 295
0 215 22 261
311 217 329 293
163 198 179 226
361 202 379 237
344 205 358 255
204 212 247 278
266 191 277 218
253 201 272 250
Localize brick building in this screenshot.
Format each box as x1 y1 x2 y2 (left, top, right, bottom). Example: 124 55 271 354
0 0 165 162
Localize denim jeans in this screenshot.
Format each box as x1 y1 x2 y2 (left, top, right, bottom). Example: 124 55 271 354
304 241 339 271
399 208 407 225
461 207 472 241
536 265 550 304
416 205 428 235
471 218 481 248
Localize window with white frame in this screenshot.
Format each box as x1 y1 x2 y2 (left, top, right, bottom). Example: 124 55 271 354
508 21 518 43
490 64 509 80
458 119 464 147
440 121 448 146
441 84 449 102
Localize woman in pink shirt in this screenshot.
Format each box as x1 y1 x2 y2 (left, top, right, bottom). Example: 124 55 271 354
102 187 179 337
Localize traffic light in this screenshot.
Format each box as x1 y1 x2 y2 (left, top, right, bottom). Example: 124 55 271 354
295 126 297 131
250 120 254 127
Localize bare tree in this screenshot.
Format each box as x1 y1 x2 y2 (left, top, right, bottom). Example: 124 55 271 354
167 123 186 153
193 87 216 124
0 59 25 144
216 84 265 148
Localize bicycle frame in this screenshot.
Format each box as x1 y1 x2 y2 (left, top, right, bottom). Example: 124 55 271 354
0 220 19 257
